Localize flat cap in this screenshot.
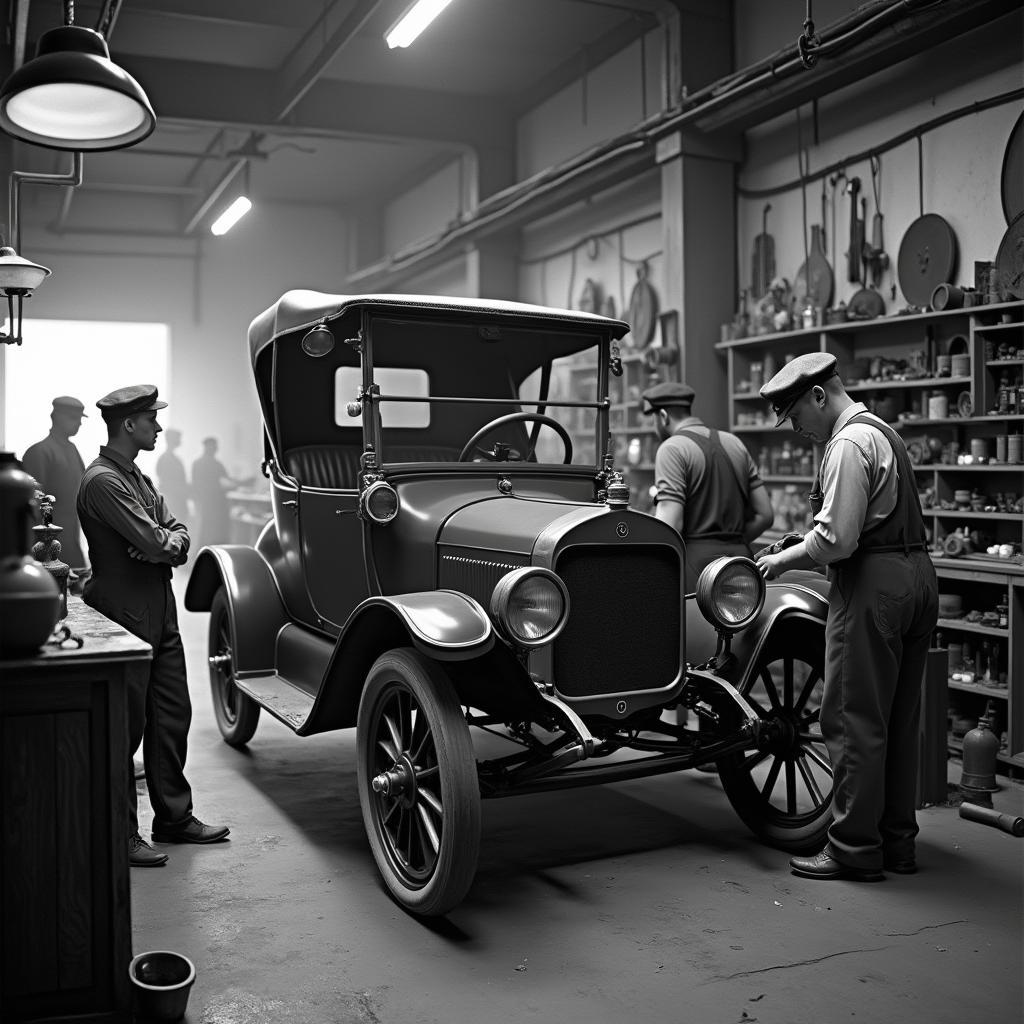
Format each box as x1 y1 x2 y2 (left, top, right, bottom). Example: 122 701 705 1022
641 381 696 414
759 352 838 426
96 384 167 418
52 395 86 416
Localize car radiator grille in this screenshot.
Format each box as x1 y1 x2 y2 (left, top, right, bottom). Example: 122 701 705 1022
553 545 681 697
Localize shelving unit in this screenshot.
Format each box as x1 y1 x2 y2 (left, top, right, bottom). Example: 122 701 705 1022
717 300 1024 777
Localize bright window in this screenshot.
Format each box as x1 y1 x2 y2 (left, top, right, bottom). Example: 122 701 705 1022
335 366 430 428
2 320 170 472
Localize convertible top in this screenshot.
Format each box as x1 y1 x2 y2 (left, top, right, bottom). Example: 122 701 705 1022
247 290 630 363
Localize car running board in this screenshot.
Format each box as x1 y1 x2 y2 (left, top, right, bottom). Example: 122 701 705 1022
235 674 315 732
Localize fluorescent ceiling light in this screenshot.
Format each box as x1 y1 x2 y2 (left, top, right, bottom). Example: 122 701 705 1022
210 197 252 236
385 0 455 49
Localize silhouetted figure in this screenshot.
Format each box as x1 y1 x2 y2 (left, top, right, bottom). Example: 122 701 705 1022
156 427 190 527
191 436 236 548
21 396 88 570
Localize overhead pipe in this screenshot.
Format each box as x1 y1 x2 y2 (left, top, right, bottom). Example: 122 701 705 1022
8 152 83 251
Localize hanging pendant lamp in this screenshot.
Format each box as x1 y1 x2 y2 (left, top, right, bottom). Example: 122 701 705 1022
0 21 155 152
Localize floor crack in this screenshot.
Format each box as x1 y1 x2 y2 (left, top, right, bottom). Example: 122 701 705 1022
882 918 967 937
713 945 891 980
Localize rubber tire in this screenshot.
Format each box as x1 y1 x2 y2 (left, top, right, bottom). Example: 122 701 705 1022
208 588 261 747
357 648 480 917
717 616 832 853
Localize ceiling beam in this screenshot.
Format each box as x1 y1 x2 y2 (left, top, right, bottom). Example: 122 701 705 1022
67 0 313 31
274 0 388 121
119 54 513 151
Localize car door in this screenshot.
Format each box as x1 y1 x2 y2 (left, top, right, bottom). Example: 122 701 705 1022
299 486 367 630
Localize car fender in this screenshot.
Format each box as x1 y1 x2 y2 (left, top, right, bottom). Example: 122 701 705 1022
686 570 829 692
298 590 498 734
183 545 287 676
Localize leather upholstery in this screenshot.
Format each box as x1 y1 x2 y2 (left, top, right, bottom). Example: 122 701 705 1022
284 444 460 489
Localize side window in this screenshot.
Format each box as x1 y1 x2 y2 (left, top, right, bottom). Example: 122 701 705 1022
335 366 430 428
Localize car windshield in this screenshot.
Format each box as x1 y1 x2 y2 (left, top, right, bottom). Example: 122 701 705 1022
337 315 606 469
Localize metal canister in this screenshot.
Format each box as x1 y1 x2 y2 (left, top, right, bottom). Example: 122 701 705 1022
1008 433 1023 464
996 435 1008 463
927 391 948 420
970 437 988 461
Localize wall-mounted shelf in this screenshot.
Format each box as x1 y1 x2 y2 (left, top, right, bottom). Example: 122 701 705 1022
730 301 1024 778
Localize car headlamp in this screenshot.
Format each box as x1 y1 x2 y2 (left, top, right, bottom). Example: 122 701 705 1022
696 556 765 633
360 480 399 524
490 567 569 648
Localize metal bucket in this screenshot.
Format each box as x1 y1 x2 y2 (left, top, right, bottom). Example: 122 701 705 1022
129 950 196 1022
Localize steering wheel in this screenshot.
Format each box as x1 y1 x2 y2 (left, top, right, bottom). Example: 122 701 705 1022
458 412 574 464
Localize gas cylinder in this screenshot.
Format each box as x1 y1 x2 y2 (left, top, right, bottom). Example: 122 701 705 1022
0 451 60 655
959 700 1000 798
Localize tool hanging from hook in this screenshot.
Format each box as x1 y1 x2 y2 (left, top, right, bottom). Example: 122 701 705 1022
863 155 890 288
845 175 863 284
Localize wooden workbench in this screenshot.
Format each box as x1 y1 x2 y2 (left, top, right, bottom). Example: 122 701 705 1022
0 597 151 1023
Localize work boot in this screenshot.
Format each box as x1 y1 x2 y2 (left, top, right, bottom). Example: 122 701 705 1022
789 849 883 882
130 832 168 867
152 815 230 845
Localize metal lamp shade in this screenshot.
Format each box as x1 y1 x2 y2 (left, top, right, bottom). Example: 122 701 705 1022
0 26 155 151
0 247 50 292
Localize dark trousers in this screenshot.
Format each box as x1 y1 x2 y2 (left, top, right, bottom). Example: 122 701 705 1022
84 575 194 834
822 550 938 869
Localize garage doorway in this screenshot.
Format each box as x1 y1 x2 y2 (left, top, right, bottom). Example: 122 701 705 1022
1 320 170 474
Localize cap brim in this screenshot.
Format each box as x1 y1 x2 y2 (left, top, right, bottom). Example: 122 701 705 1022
772 396 798 427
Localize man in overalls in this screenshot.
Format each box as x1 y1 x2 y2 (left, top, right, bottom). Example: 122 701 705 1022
642 381 774 590
755 353 938 881
78 385 229 867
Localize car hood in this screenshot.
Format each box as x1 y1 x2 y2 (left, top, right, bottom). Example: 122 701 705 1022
439 495 605 557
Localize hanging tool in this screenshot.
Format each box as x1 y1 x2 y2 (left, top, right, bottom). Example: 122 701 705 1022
863 155 890 288
845 176 862 283
751 203 775 299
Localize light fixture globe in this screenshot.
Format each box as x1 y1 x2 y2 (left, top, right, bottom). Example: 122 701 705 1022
0 247 50 293
0 26 155 151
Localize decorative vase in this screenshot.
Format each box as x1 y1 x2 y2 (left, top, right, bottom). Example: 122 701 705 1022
0 452 60 655
32 493 74 624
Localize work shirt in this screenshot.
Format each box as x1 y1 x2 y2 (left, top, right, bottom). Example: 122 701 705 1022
804 403 898 565
78 445 189 574
653 416 763 533
20 431 87 568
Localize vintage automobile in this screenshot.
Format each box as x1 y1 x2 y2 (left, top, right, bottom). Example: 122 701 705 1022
185 291 832 916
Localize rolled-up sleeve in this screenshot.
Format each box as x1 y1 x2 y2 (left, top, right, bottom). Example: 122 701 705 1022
804 439 871 564
80 473 187 563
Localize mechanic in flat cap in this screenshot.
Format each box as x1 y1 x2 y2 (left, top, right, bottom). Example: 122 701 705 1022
20 396 89 576
755 352 937 881
78 385 229 868
642 380 774 590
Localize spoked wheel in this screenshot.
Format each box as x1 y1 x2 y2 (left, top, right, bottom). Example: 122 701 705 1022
357 648 480 917
207 588 261 747
717 615 833 852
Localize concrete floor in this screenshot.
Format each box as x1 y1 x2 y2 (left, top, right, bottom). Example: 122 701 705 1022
130 582 1024 1024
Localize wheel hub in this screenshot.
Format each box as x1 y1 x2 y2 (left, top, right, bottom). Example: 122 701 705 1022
762 714 800 756
371 754 417 805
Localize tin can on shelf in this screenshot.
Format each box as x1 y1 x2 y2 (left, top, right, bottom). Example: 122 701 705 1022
927 391 948 420
996 435 1008 463
970 437 988 461
1008 433 1022 464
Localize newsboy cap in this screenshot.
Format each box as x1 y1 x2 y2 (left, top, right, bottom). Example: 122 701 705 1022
96 384 167 418
641 381 696 414
759 352 838 426
51 395 86 416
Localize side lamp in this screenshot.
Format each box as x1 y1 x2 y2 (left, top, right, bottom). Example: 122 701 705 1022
0 246 51 346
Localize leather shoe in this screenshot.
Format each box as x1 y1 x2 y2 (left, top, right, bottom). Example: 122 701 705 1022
130 832 168 867
152 815 230 845
790 849 883 882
